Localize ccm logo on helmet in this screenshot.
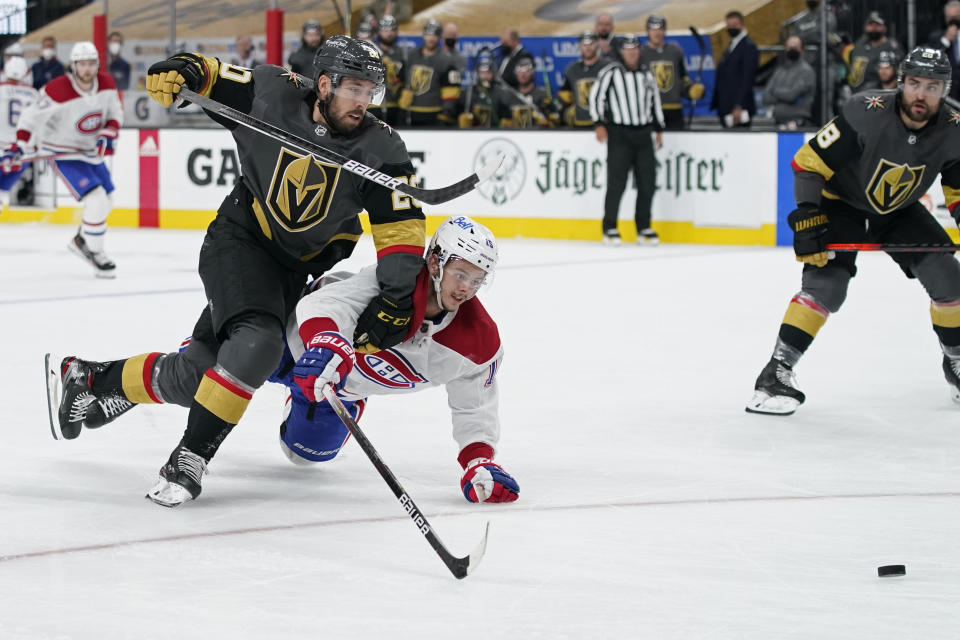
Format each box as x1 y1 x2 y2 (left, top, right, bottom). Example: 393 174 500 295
76 112 104 134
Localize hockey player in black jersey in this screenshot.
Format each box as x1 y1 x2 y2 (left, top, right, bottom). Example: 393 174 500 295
747 47 960 415
45 36 428 506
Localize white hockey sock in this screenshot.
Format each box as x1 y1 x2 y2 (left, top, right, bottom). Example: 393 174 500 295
80 187 112 253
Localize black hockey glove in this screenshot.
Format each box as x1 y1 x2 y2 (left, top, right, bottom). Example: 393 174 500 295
788 205 831 267
353 293 414 354
146 54 208 108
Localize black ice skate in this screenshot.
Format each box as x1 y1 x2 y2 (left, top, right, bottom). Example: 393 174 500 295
68 233 116 279
637 228 660 246
745 357 806 416
84 389 136 428
43 354 134 440
602 229 621 246
943 355 960 405
146 445 208 507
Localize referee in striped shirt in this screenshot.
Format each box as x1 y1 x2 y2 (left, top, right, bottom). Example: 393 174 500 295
589 34 665 245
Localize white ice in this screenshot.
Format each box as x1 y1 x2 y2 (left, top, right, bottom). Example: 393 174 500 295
2 224 959 639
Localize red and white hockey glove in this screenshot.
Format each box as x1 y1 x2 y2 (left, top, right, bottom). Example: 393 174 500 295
460 458 519 503
0 143 23 174
292 331 355 401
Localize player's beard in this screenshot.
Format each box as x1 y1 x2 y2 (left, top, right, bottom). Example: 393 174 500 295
900 94 938 124
326 98 366 135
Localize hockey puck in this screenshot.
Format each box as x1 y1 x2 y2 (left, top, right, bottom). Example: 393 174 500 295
877 564 906 577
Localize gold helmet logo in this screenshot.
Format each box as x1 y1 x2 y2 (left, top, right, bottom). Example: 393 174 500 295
266 148 340 231
651 60 675 92
865 159 925 214
410 64 434 96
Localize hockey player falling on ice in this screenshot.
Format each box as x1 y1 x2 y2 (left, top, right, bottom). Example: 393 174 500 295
45 36 427 507
272 215 518 504
1 42 122 277
747 47 960 415
0 55 38 206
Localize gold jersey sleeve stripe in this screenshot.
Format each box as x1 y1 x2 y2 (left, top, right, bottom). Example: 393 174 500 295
371 218 426 255
943 184 960 210
794 144 835 181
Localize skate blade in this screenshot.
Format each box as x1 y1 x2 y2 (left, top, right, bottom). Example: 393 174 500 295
43 352 63 440
744 390 800 416
145 478 194 508
949 383 960 406
94 269 117 280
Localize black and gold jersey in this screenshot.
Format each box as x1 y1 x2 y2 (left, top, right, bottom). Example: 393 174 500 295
639 42 690 110
190 57 425 296
558 57 609 127
404 48 460 114
792 90 960 218
843 37 904 91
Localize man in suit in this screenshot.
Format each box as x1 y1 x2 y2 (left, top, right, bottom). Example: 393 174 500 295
496 28 534 90
928 0 960 100
711 10 758 128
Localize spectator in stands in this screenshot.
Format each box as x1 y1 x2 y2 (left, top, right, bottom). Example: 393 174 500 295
927 0 960 100
875 50 898 90
595 12 616 56
842 12 902 94
231 36 261 68
377 14 408 128
507 58 558 128
763 35 816 129
32 36 64 90
289 20 323 76
497 28 534 90
107 32 131 90
711 10 758 128
558 31 610 128
442 22 466 76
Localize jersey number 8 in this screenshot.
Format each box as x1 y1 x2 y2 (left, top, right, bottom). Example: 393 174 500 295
815 121 841 149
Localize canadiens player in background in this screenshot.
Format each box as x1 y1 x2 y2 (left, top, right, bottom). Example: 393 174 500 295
0 56 37 206
2 42 122 277
272 215 518 504
747 47 960 415
45 36 427 507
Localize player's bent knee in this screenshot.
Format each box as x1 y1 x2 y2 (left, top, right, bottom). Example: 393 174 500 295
912 254 960 302
801 265 850 313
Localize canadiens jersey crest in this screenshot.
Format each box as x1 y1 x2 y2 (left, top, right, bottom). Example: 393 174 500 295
863 95 885 110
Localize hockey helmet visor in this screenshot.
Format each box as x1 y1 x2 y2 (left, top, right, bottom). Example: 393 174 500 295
313 35 386 105
899 46 952 97
646 14 667 30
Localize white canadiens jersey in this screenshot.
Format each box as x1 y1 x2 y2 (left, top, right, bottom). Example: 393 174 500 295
287 264 504 454
16 71 122 160
0 81 37 144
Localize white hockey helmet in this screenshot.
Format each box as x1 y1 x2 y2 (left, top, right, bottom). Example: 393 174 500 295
70 41 99 64
3 55 27 81
428 215 498 275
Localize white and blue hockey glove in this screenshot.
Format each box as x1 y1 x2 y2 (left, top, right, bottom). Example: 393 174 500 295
460 458 519 503
292 331 355 402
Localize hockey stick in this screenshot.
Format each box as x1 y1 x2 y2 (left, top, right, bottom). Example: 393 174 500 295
320 384 490 579
178 88 502 205
688 26 707 128
827 242 960 252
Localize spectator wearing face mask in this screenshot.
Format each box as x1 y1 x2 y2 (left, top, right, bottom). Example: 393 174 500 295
711 10 759 128
107 32 131 90
763 35 816 129
31 36 64 90
442 22 466 77
496 28 534 90
842 12 903 93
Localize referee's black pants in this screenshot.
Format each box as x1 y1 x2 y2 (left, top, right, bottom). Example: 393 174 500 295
602 124 656 235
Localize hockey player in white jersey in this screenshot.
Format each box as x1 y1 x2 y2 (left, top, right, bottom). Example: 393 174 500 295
271 215 519 504
1 41 122 277
0 55 37 205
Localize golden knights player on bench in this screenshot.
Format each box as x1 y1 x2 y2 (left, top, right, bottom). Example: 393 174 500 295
49 36 428 506
747 47 960 415
639 15 705 130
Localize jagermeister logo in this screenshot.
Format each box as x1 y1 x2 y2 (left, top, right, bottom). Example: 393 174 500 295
650 60 675 92
409 64 434 96
865 159 925 214
848 56 868 87
265 148 340 232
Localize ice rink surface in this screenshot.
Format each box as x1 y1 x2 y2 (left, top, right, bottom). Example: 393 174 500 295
2 223 960 639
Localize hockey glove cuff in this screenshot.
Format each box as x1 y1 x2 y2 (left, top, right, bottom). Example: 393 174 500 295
353 293 413 354
292 332 356 401
0 143 23 174
788 205 832 267
460 458 519 503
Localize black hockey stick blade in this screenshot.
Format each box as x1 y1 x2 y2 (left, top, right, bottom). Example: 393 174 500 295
178 88 502 205
321 384 490 578
827 242 960 252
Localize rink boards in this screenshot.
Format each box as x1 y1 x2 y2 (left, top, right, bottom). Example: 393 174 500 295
1 128 956 246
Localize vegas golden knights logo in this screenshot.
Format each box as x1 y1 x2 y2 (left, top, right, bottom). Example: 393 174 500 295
410 65 434 96
847 56 868 88
576 78 595 107
511 105 533 129
265 148 340 232
865 159 925 214
472 104 492 127
651 60 675 92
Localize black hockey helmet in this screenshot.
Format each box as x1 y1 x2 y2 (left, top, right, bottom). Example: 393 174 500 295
899 46 952 96
312 35 386 103
646 14 667 30
423 19 442 36
877 49 898 68
379 15 398 30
